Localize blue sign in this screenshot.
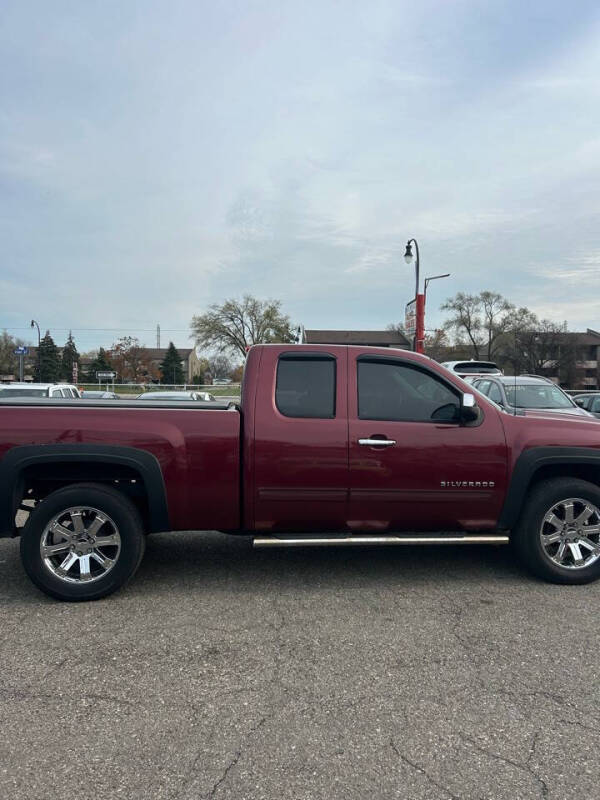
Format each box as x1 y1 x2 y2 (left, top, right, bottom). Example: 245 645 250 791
13 346 29 356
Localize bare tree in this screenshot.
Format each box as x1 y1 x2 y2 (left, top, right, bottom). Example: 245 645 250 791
208 354 234 380
479 291 515 360
424 328 450 362
191 295 295 358
497 307 540 373
441 291 517 360
441 293 484 357
386 322 407 337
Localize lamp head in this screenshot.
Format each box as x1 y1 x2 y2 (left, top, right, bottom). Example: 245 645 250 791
404 242 413 264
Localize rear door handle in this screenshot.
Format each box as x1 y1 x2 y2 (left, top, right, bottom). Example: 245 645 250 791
358 438 397 447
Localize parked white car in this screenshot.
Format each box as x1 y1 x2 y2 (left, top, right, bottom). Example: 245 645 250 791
0 383 81 399
440 360 502 379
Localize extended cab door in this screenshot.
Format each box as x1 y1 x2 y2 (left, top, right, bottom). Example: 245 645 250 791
347 351 508 532
252 347 348 532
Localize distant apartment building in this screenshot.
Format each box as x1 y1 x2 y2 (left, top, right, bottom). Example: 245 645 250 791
434 328 600 390
545 329 600 389
140 347 202 383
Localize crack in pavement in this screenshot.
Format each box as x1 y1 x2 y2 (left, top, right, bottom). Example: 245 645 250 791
389 738 461 800
170 715 270 800
204 716 268 800
458 731 549 798
0 686 136 709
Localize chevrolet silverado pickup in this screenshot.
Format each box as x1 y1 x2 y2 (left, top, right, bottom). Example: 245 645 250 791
2 344 600 601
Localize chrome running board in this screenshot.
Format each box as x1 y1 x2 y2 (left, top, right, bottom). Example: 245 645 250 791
253 534 509 548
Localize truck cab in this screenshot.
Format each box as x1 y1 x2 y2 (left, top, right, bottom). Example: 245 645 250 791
245 345 507 533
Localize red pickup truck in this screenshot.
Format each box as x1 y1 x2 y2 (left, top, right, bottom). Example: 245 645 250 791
2 344 600 601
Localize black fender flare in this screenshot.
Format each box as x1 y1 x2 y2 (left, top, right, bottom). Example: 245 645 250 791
498 446 600 530
0 444 170 536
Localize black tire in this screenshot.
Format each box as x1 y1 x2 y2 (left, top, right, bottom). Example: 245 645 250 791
512 477 600 585
20 483 146 601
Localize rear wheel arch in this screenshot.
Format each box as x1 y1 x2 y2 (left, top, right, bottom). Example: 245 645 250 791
0 444 170 536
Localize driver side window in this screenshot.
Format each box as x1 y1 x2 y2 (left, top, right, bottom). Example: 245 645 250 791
357 360 460 422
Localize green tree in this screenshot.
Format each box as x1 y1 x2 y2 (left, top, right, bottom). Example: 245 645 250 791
61 331 80 382
191 295 295 358
85 347 113 382
159 342 185 384
39 331 61 382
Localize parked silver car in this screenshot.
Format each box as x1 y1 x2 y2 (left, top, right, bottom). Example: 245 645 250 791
572 392 600 418
472 375 593 417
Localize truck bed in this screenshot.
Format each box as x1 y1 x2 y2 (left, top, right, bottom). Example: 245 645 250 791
0 399 241 532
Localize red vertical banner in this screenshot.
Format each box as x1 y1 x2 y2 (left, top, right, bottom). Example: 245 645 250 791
415 293 425 354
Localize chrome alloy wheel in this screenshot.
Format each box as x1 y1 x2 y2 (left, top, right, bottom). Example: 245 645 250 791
40 506 122 584
540 497 600 569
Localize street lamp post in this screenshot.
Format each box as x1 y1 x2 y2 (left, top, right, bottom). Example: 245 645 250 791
423 274 450 350
30 319 41 381
404 239 424 353
424 273 450 302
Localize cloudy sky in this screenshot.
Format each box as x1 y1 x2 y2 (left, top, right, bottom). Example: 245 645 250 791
1 0 600 352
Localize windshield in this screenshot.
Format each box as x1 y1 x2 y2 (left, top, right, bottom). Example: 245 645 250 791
504 383 574 409
469 383 506 412
0 388 47 397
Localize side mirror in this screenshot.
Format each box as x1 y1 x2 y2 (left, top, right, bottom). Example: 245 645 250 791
460 392 479 423
574 398 586 408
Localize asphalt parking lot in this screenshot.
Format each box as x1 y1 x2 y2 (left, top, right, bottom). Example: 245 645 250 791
1 532 599 800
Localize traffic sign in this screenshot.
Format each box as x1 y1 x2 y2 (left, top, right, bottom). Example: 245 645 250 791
96 371 116 380
13 346 29 356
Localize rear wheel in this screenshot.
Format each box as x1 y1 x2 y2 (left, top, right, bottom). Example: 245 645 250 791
20 483 146 601
512 478 600 584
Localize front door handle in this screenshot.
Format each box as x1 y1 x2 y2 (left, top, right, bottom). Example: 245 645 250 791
358 438 397 447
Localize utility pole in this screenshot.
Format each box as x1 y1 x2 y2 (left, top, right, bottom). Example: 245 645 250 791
156 324 161 349
403 239 424 353
30 320 41 380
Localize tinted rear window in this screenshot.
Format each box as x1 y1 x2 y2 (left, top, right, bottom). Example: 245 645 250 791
454 362 500 374
276 356 335 418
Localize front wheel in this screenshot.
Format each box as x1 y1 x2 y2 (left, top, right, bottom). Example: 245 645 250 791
20 483 146 601
512 477 600 584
